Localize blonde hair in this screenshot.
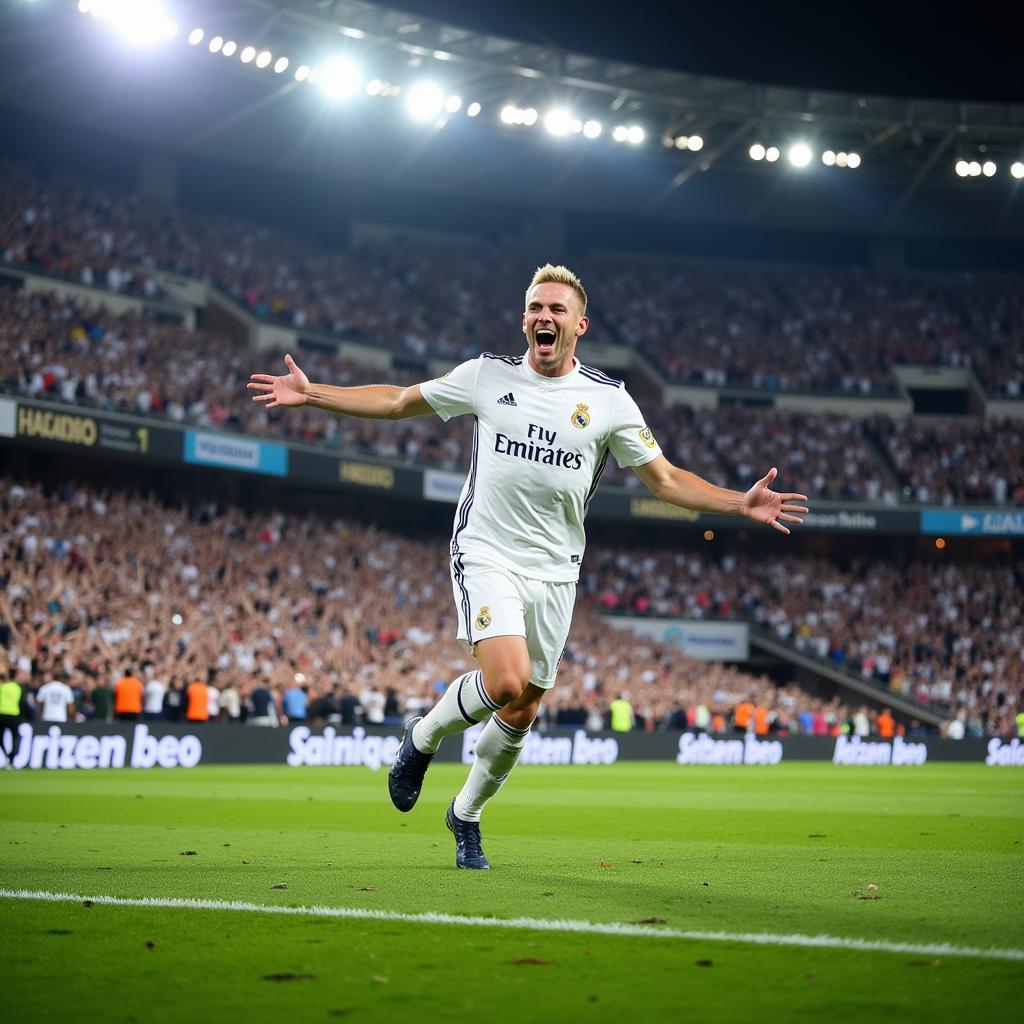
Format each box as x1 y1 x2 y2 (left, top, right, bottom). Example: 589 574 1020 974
527 264 588 316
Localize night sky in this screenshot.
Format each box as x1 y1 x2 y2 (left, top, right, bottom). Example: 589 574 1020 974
385 0 1024 103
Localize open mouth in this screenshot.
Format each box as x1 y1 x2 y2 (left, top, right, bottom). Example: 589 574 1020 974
535 329 556 356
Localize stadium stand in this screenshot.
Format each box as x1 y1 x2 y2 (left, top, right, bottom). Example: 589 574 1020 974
2 475 871 736
2 158 1023 397
582 546 1023 738
1 288 1021 505
0 477 1019 738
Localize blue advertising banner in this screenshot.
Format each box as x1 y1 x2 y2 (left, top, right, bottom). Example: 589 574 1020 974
920 508 1024 536
184 430 288 476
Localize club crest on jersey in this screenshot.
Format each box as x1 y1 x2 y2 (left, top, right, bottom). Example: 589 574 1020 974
475 606 492 630
639 426 656 448
571 403 591 429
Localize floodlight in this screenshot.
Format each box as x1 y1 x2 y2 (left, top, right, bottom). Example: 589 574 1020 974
544 108 574 137
583 120 602 139
92 1 178 45
1011 162 1024 179
611 125 629 143
208 35 223 53
836 152 848 168
406 80 444 121
274 56 289 74
187 28 204 46
256 50 272 69
221 40 236 57
787 142 812 167
240 46 255 64
982 161 996 177
627 125 645 145
522 108 538 126
687 135 703 151
675 136 689 150
822 150 836 166
366 79 383 96
466 101 481 118
500 104 517 125
445 94 462 113
294 64 310 82
749 143 765 161
968 161 981 176
319 57 361 100
765 146 780 162
847 152 861 169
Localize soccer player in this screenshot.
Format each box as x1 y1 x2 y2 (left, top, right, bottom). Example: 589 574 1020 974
248 265 809 869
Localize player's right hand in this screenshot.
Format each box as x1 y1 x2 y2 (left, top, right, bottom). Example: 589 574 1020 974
247 353 310 408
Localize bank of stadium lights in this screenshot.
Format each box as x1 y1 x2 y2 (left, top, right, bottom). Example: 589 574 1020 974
501 105 538 127
611 125 645 145
671 135 703 152
954 159 995 177
78 0 177 44
822 150 861 169
748 143 780 162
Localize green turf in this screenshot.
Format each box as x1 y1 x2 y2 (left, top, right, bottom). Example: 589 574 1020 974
1 762 1022 1023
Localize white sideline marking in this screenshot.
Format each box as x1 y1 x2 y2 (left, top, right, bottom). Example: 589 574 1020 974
2 888 1021 962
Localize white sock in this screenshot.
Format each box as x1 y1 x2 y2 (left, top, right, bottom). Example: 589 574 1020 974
412 670 502 754
453 714 532 822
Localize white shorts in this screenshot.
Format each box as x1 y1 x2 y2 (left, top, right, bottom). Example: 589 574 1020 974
450 558 576 690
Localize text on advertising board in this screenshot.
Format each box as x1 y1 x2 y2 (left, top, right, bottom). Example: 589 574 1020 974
339 462 395 489
0 724 202 770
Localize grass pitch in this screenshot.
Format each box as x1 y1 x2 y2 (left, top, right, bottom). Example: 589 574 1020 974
1 762 1021 1023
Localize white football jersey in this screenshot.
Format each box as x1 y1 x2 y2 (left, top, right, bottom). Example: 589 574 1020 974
36 680 74 723
421 353 662 582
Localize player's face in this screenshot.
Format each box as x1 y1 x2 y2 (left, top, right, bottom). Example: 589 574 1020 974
522 283 589 377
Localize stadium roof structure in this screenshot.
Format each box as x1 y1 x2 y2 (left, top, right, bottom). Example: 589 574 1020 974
3 0 1024 239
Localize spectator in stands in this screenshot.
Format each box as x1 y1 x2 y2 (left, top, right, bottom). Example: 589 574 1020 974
185 676 209 723
113 666 143 722
36 674 76 724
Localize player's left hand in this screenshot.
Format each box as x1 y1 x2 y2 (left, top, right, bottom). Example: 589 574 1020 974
742 467 809 535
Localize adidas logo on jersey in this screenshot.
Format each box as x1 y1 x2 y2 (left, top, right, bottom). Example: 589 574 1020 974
497 392 518 406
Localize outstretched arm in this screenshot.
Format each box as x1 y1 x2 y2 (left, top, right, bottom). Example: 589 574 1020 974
632 456 809 535
247 354 434 420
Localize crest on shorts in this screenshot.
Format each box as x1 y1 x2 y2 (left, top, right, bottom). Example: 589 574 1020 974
475 606 492 630
639 426 656 449
571 403 591 429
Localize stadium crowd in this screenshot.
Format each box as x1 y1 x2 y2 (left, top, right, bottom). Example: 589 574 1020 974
869 416 1024 505
2 158 1023 397
0 478 1019 740
4 288 1022 505
583 545 1023 739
